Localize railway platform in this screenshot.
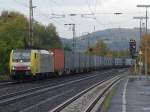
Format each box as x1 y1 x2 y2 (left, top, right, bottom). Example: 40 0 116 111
108 75 150 112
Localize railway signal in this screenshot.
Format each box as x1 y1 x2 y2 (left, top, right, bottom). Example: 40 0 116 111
129 39 136 58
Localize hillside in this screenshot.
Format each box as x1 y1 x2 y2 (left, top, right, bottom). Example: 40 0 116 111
61 28 142 52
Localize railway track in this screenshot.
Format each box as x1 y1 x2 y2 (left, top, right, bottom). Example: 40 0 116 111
0 70 115 97
0 71 114 106
0 79 29 87
0 81 17 87
50 75 123 112
0 69 126 112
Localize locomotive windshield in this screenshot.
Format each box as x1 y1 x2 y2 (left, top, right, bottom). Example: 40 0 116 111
12 50 31 62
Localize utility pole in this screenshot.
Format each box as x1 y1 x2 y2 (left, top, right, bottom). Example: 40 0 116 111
137 5 150 76
82 32 91 71
87 33 90 54
64 24 76 69
72 24 76 52
133 17 146 75
146 8 148 34
133 17 146 45
64 24 76 51
29 0 33 48
88 33 90 71
145 8 148 76
29 0 36 48
114 12 123 58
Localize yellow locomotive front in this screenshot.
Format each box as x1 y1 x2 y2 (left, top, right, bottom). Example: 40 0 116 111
9 49 32 79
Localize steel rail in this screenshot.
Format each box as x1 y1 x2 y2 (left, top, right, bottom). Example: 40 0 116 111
0 71 113 106
50 75 122 112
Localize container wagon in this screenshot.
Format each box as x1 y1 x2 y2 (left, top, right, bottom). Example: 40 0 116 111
9 49 134 80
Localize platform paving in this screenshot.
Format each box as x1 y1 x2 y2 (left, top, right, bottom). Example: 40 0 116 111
108 76 150 112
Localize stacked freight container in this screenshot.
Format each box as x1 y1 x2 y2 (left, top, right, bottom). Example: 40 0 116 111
79 53 86 71
64 51 73 72
49 49 64 75
74 52 80 71
90 56 95 70
48 49 133 74
125 59 133 66
114 58 123 66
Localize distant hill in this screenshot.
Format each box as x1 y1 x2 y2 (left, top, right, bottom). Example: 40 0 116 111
61 28 144 52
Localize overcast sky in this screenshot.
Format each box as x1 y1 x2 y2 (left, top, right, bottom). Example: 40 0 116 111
0 0 150 38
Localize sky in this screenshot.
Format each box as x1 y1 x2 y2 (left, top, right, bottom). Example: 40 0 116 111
0 0 150 38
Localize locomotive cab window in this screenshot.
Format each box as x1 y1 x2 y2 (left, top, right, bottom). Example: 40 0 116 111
35 53 37 59
12 50 31 62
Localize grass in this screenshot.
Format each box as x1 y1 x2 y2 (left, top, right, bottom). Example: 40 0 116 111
101 86 117 112
0 74 10 81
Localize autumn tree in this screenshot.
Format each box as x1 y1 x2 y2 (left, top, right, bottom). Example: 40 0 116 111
141 34 150 74
111 50 129 58
88 40 110 56
87 40 129 58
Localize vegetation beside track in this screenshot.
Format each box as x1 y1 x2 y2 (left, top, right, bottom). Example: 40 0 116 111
101 86 117 112
0 74 9 81
88 40 129 58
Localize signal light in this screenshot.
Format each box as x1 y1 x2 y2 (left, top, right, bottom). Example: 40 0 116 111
129 39 136 58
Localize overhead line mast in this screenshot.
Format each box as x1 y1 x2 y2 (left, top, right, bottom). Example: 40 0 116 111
64 24 76 69
29 0 32 48
133 16 146 45
29 0 36 48
137 5 150 76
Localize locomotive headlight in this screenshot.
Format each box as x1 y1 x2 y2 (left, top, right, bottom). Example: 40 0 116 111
27 66 31 70
12 66 15 70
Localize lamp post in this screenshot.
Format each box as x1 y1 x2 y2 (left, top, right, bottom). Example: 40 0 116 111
137 5 150 75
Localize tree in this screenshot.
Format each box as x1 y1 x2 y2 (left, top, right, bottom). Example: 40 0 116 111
89 40 110 56
86 39 129 58
141 34 150 74
33 23 62 49
0 11 28 74
64 44 72 51
0 11 62 75
44 23 62 49
111 50 129 58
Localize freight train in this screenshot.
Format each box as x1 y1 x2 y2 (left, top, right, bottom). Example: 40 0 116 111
9 49 134 80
